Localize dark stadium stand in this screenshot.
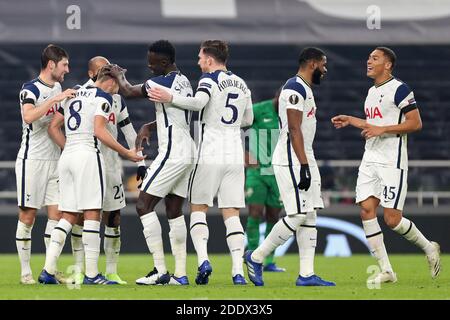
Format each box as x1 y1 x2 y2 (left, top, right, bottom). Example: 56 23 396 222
1 44 449 191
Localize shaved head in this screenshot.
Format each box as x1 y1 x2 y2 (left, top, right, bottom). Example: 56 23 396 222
88 56 110 79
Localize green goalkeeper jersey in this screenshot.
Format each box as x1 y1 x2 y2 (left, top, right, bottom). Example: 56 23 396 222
249 99 279 169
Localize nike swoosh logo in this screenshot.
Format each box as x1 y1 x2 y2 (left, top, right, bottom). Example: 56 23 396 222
21 248 30 250
263 118 272 123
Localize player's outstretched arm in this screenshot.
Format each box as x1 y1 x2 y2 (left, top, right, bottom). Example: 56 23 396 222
48 111 66 149
22 89 76 124
331 115 366 129
287 109 311 191
364 108 422 138
94 115 146 162
135 121 156 150
104 64 143 99
148 87 209 111
120 120 147 180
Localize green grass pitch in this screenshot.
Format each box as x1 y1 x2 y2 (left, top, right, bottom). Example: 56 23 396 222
0 254 448 300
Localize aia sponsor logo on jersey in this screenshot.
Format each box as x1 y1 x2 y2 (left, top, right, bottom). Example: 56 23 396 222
108 112 116 124
307 107 316 118
45 104 58 116
365 106 383 119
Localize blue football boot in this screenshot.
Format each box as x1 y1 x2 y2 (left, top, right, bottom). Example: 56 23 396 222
83 273 118 285
296 274 336 286
263 263 286 272
244 250 264 286
195 260 213 285
38 269 60 284
232 274 247 285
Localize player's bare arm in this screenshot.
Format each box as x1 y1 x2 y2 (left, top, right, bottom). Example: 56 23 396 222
22 88 76 124
105 64 143 98
47 111 66 149
148 87 209 111
361 108 422 139
287 109 308 165
135 120 156 150
287 108 311 191
331 115 366 129
94 115 146 162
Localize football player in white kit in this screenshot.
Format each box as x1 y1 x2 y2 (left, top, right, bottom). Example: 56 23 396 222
244 47 335 287
332 47 441 284
39 66 145 284
149 40 254 285
15 44 76 284
106 40 195 285
69 56 146 285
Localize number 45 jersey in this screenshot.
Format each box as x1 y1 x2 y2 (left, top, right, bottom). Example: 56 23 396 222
59 85 112 153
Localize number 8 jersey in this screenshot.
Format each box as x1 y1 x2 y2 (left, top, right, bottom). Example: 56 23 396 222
59 85 112 153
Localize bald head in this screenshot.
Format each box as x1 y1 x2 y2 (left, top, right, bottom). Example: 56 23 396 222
88 56 110 80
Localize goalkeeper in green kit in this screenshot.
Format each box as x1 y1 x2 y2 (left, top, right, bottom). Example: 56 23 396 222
245 90 286 272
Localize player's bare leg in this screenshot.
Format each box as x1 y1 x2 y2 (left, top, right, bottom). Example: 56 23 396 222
223 208 246 284
135 191 170 285
190 203 212 284
360 196 396 284
103 210 126 284
16 207 37 284
384 208 441 278
165 194 188 285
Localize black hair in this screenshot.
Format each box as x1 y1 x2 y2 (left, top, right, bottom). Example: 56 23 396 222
200 40 229 64
41 44 69 69
375 46 396 70
148 40 176 64
298 47 325 68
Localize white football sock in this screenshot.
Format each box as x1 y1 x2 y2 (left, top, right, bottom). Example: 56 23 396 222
297 211 317 277
168 216 187 277
44 218 72 275
141 211 166 274
83 220 101 278
104 226 121 275
16 220 33 277
252 215 304 263
224 216 245 276
392 217 434 254
190 211 209 266
71 224 84 273
362 218 393 273
44 219 58 252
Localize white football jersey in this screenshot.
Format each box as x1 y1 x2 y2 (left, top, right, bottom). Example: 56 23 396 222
143 70 196 161
362 77 417 170
82 80 135 171
272 75 318 167
59 85 112 153
17 78 62 160
195 70 252 158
